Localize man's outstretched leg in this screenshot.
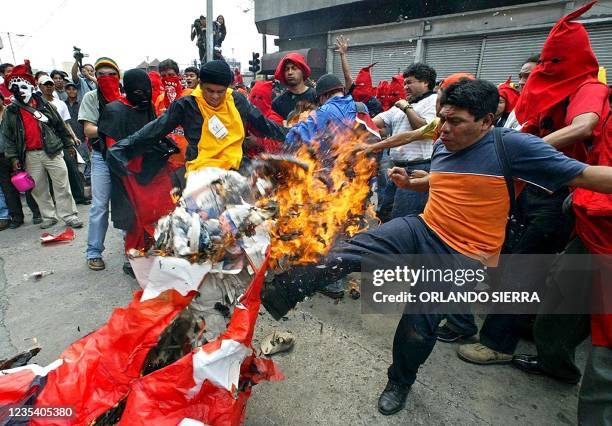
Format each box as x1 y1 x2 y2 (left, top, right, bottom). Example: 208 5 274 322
262 216 479 415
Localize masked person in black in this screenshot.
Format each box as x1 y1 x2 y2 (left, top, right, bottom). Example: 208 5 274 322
97 69 179 259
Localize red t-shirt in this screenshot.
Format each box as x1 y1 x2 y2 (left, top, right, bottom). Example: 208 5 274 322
19 99 43 151
522 82 609 162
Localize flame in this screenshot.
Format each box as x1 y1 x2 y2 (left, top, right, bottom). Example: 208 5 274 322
262 125 378 269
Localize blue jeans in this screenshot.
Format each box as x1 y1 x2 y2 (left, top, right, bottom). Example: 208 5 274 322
77 143 91 180
0 188 9 219
390 161 430 219
86 151 111 259
375 150 392 218
378 160 430 222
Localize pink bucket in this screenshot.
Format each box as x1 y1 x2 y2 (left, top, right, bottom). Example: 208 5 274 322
11 171 36 193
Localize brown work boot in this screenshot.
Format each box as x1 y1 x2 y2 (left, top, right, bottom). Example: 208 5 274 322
457 343 512 365
87 258 106 271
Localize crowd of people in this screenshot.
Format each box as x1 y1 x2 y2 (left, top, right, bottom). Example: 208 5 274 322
0 1 611 423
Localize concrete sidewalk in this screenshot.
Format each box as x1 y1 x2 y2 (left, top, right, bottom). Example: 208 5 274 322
0 205 585 425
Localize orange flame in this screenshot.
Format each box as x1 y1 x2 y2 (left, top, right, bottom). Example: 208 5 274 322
263 125 378 270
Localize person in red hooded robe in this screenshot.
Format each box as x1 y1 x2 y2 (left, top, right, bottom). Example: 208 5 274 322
271 52 317 120
376 80 391 111
335 35 382 117
573 104 612 424
245 80 284 156
387 74 406 109
494 77 520 127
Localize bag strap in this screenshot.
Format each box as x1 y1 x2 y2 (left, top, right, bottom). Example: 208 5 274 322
493 127 520 219
14 100 49 123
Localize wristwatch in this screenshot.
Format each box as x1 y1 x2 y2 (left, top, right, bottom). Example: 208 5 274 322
402 103 413 113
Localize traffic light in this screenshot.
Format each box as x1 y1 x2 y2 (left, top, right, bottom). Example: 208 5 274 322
249 52 261 74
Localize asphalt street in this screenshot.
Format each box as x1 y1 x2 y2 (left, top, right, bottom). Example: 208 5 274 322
0 203 587 425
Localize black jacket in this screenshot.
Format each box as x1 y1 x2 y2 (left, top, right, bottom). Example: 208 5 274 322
120 91 287 163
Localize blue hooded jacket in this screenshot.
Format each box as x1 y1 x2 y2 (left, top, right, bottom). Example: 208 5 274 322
285 95 367 150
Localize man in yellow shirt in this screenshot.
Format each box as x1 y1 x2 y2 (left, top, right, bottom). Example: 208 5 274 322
118 60 287 175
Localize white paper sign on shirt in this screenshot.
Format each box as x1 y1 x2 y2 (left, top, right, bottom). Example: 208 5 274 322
208 115 229 139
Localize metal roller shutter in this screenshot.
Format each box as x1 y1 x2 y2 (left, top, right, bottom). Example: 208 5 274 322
333 45 373 83
333 42 416 85
478 30 549 84
424 37 483 80
586 23 612 73
371 42 416 83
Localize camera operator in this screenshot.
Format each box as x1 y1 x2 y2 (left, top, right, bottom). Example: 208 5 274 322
71 47 97 103
191 16 207 63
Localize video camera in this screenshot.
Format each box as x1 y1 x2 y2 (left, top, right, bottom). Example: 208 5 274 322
73 46 88 68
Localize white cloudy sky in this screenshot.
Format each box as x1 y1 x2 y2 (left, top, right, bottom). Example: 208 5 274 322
0 0 277 72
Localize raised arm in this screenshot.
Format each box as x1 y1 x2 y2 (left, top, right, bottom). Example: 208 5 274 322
71 60 80 85
335 35 353 89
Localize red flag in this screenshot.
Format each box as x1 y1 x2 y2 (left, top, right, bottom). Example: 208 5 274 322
119 256 283 426
30 290 194 425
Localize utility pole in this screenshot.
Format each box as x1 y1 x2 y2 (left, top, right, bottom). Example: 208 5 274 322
206 0 214 62
262 35 267 55
7 33 16 63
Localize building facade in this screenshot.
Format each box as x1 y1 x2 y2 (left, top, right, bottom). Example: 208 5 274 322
255 0 612 84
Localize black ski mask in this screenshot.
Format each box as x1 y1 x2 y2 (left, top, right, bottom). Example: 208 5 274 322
123 68 152 110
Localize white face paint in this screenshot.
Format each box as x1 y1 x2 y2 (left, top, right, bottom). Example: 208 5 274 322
8 77 35 103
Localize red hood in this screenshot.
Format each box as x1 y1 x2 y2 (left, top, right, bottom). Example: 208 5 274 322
249 80 284 123
376 80 392 111
274 52 311 85
148 71 164 104
515 0 600 123
352 63 376 103
497 77 520 113
387 74 406 106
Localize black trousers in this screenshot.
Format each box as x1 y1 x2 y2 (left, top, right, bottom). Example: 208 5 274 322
273 216 480 387
63 149 86 202
0 153 40 222
479 186 572 354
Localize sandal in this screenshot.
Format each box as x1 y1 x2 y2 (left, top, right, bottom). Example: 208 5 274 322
260 330 295 356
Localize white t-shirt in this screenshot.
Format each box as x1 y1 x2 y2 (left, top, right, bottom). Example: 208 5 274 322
503 109 523 131
377 93 437 162
51 97 71 122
